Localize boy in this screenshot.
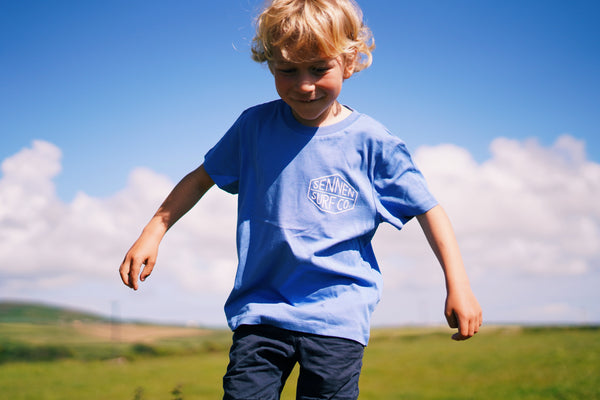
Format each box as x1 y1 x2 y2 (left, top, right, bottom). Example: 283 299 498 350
119 0 482 398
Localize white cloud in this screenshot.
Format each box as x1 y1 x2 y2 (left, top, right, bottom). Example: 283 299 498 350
1 137 598 325
370 135 600 324
0 141 237 295
411 135 600 277
373 136 600 277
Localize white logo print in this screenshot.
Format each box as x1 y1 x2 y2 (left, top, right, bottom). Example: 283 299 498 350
308 174 358 214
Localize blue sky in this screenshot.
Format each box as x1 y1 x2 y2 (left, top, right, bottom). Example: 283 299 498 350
1 0 599 327
3 0 598 200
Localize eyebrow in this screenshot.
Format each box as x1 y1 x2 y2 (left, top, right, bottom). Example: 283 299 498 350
273 58 335 67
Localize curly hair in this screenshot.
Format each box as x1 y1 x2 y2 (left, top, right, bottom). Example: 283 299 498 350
251 0 375 72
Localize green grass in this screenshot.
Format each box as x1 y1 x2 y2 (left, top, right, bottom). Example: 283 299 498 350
359 326 599 399
0 324 598 399
0 321 231 362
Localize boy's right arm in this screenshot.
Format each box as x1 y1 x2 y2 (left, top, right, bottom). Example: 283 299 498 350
119 164 215 290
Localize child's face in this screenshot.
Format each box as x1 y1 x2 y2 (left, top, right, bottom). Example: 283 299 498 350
270 49 355 127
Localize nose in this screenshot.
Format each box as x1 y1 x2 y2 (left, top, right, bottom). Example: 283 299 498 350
296 72 316 92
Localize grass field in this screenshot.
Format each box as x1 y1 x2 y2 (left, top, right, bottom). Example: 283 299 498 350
1 302 598 399
1 320 598 399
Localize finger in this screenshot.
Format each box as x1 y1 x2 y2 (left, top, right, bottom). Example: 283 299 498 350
473 315 482 334
119 262 129 286
452 316 481 341
453 324 469 341
119 258 134 288
450 315 467 341
452 326 471 341
469 311 482 337
445 310 458 329
468 318 477 337
140 259 155 282
120 257 141 290
129 262 140 290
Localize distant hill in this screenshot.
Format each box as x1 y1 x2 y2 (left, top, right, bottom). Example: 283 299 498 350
0 301 109 324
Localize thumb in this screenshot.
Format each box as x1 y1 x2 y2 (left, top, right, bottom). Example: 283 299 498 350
445 310 458 329
139 259 156 282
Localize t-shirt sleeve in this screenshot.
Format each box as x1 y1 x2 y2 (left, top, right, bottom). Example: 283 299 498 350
203 113 244 194
372 139 438 229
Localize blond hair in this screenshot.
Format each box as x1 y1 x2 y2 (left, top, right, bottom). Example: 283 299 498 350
251 0 375 72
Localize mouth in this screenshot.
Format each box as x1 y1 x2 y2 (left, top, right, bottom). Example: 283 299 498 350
295 97 320 103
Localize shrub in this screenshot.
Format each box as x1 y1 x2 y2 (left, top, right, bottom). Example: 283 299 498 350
0 340 73 363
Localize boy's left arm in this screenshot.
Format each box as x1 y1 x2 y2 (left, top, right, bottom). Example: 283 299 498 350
416 205 482 340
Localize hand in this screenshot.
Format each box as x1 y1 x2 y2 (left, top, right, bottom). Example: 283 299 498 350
445 288 482 341
119 231 161 290
118 164 213 291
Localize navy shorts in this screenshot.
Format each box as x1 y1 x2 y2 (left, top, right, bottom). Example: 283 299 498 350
223 324 365 400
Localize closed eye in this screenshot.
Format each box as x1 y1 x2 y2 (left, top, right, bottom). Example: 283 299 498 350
276 67 296 74
312 67 330 75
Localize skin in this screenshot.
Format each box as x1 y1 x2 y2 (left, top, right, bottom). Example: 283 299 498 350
269 49 355 127
417 205 482 340
120 47 482 341
119 165 215 291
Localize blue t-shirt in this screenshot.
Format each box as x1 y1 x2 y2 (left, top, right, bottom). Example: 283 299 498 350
204 100 437 345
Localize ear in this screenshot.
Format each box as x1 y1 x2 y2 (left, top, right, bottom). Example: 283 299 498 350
343 49 357 79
